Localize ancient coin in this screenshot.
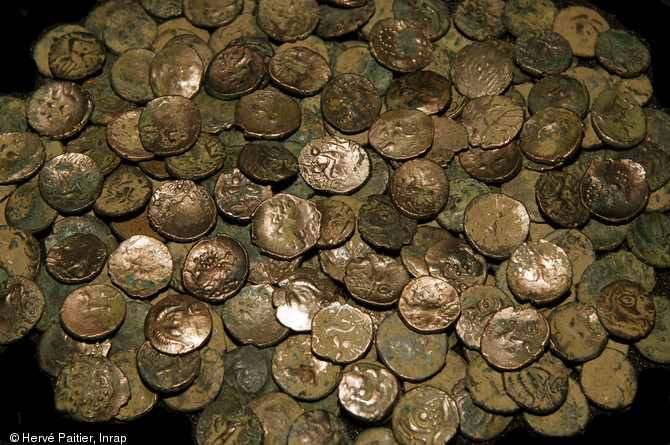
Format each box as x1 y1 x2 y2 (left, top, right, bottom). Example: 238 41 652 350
235 89 301 139
506 240 572 305
0 180 56 234
392 0 450 41
376 312 447 381
221 284 289 347
0 226 39 280
591 89 647 148
451 41 513 99
627 212 670 268
46 233 107 284
454 0 505 40
459 141 523 184
354 428 397 445
520 107 583 166
182 234 248 302
109 300 152 355
580 158 649 223
436 178 491 233
148 180 217 242
597 280 655 341
299 137 370 194
536 171 590 228
391 386 459 445
109 207 165 243
81 73 136 126
251 193 321 260
247 392 305 445
358 194 417 250
59 284 125 342
543 228 596 283
269 47 331 96
456 285 514 350
196 397 263 445
338 360 399 423
579 348 637 410
214 167 273 222
287 409 349 445
93 165 152 217
139 95 201 156
527 74 590 118
316 1 377 39
183 0 243 27
368 110 434 161
136 340 201 393
27 81 92 139
149 43 203 98
48 31 106 81
344 253 409 307
54 355 130 422
547 301 608 362
426 237 487 293
502 0 557 38
65 124 120 175
205 45 265 100
553 5 609 58
311 303 373 364
452 380 514 441
321 73 381 134
400 226 454 278
398 276 460 333
315 198 355 248
463 193 530 259
257 0 320 42
390 158 448 220
110 349 158 421
106 109 154 162
514 30 572 77
110 48 155 103
461 95 524 150
606 140 670 192
273 268 338 332
635 294 670 364
32 23 92 77
385 71 451 115
503 353 569 414
480 306 550 371
102 7 157 55
369 19 433 73
0 276 45 345
595 29 650 78
0 132 45 185
523 377 590 437
108 235 173 298
272 334 342 401
38 152 103 214
165 133 226 180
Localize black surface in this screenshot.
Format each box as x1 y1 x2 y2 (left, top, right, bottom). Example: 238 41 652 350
0 1 669 445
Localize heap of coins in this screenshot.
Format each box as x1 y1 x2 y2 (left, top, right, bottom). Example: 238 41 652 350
0 0 669 443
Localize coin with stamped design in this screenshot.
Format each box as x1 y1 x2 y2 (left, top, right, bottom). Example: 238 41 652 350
299 137 370 194
139 96 201 156
391 386 459 445
46 233 107 284
398 276 460 333
60 284 126 342
338 360 399 423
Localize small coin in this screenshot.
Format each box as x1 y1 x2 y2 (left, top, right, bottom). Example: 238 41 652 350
38 153 103 214
579 348 637 410
389 158 448 220
27 81 92 140
536 171 590 228
595 29 650 78
398 276 460 333
520 107 583 166
0 132 45 185
547 301 608 362
580 158 649 223
139 96 201 156
269 47 331 96
238 142 299 184
591 89 647 148
136 340 201 393
46 233 107 284
93 165 152 217
358 194 417 250
214 168 272 222
552 5 609 58
149 43 203 98
369 19 433 73
145 293 212 355
391 386 459 445
344 253 410 307
321 73 381 134
597 280 655 341
205 45 266 100
59 284 126 342
235 90 301 139
456 285 514 350
0 276 45 345
480 306 550 370
523 378 590 437
461 95 525 150
108 235 173 299
182 234 248 302
527 74 590 118
54 355 130 422
451 41 513 99
315 198 355 248
165 133 227 181
48 31 105 81
459 141 523 184
299 136 370 194
106 110 155 162
257 0 320 42
311 302 373 364
338 360 399 423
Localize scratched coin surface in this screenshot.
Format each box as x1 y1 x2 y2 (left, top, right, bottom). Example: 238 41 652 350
38 152 104 214
502 353 569 414
136 341 201 393
139 95 201 156
536 171 590 228
456 285 514 351
338 360 400 423
0 132 45 185
26 81 92 139
299 136 370 194
321 73 381 134
238 142 299 184
145 293 212 355
214 167 273 222
596 280 655 341
390 158 449 220
235 89 301 139
547 301 608 362
480 306 550 371
311 302 373 364
369 19 433 73
398 276 460 333
451 41 513 99
59 284 126 342
46 233 107 284
108 234 173 299
391 386 459 445
0 276 45 345
345 253 410 307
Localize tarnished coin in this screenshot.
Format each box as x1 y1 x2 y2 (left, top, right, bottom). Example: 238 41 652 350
136 341 201 393
579 348 637 410
257 0 320 42
110 48 155 104
0 276 45 345
108 235 173 298
106 109 155 162
110 348 158 421
627 212 670 268
454 0 505 40
338 360 399 423
595 29 650 78
321 73 381 134
149 43 203 98
460 95 524 149
287 409 349 445
0 226 39 280
398 276 460 333
247 392 305 445
459 141 523 184
65 125 120 176
32 23 91 77
196 397 263 445
183 0 243 27
390 158 448 220
315 198 355 248
393 0 450 41
502 0 557 38
463 193 530 259
591 89 647 148
376 312 447 381
580 158 649 223
38 153 103 214
317 0 376 38
597 280 655 341
607 140 670 192
251 193 321 260
165 133 226 180
46 233 107 284
391 386 459 445
636 294 670 364
54 355 130 422
311 302 373 364
27 81 92 139
182 234 248 302
385 71 451 115
520 107 583 166
451 41 513 99
205 45 265 100
452 380 514 441
139 96 201 156
514 30 572 77
547 301 608 362
436 178 491 233
506 240 572 305
0 132 45 184
269 47 331 96
503 353 569 414
369 19 433 73
59 284 125 342
480 306 550 370
214 168 272 222
456 285 514 350
237 142 298 184
536 171 590 228
358 194 417 250
102 7 157 55
48 31 106 81
523 378 590 437
94 165 152 217
272 334 342 401
368 110 434 161
344 253 409 307
148 180 217 242
553 6 609 58
299 137 370 194
235 90 301 139
273 268 338 332
425 238 488 294
4 179 58 234
399 226 454 278
527 74 590 118
145 293 212 355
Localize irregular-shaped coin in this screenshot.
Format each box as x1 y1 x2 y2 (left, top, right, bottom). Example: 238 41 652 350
0 276 45 345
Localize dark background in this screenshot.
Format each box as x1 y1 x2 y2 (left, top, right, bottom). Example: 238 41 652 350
0 1 669 444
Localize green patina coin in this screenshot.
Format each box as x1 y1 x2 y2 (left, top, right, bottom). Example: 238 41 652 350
404 350 468 394
196 396 263 445
0 276 45 345
45 214 118 258
110 348 158 421
465 353 519 414
102 7 158 55
392 0 451 41
580 217 628 251
165 133 226 181
316 1 376 39
287 410 349 445
514 30 572 77
247 392 305 445
192 91 237 134
456 285 514 351
136 341 201 393
528 74 590 118
358 194 417 251
453 0 506 41
38 153 104 214
331 45 394 96
591 89 647 148
110 48 156 104
182 0 243 28
580 348 637 410
4 179 58 234
109 300 152 355
503 352 569 414
391 386 459 445
238 142 298 184
523 378 590 437
0 132 45 185
436 178 491 233
452 380 514 441
93 165 152 217
502 0 558 38
606 140 670 192
48 31 106 81
547 301 608 363
627 212 670 268
354 428 398 445
0 225 41 279
66 125 121 176
222 345 278 404
595 29 650 78
0 96 27 133
535 170 590 228
636 294 670 364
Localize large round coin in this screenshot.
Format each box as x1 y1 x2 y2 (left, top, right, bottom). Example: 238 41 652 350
38 153 103 214
299 136 370 194
139 95 201 156
392 386 459 445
